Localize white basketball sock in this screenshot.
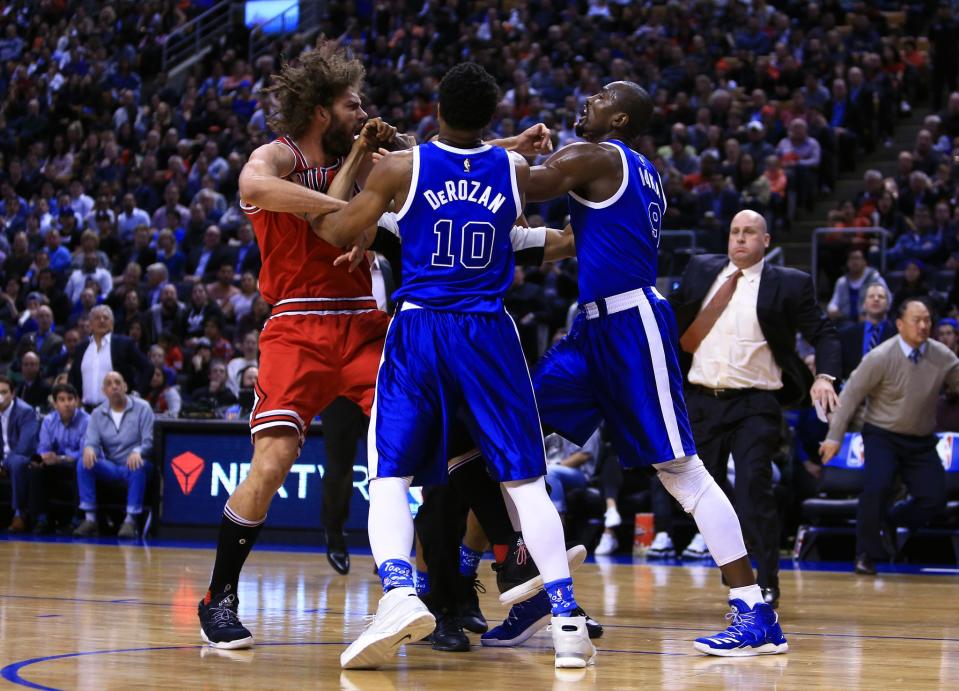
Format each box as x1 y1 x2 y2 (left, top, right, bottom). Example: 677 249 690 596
503 477 570 583
367 476 414 567
729 584 764 608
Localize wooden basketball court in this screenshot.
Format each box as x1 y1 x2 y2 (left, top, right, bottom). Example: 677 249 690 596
1 538 957 689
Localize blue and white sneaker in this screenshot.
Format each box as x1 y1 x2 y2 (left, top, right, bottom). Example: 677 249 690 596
693 599 788 657
480 590 551 647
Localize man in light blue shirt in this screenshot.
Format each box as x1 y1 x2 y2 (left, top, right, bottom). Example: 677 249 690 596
28 383 88 534
74 371 155 539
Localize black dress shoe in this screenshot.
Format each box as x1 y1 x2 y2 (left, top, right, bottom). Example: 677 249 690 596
456 575 488 634
32 517 53 535
761 586 780 609
854 553 877 575
429 613 470 652
326 532 350 575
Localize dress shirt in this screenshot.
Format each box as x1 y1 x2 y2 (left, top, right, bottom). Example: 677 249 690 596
688 258 783 390
81 333 113 406
38 408 90 462
371 254 388 312
0 402 11 458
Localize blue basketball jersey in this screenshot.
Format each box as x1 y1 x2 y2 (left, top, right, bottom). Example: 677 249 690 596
393 141 522 312
567 139 667 303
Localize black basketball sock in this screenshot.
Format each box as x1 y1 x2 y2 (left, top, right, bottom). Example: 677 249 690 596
206 505 265 600
448 454 514 545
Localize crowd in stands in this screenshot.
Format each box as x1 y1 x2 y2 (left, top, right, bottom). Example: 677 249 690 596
0 0 956 551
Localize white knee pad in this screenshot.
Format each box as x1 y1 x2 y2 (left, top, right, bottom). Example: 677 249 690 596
654 455 715 513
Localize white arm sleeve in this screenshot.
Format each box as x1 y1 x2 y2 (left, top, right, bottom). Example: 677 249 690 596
510 225 547 251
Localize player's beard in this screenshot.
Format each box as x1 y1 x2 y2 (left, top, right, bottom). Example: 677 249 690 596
323 114 355 158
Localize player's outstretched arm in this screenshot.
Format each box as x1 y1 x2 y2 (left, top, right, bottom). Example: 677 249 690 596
311 151 410 247
239 142 346 215
489 123 554 158
525 142 616 203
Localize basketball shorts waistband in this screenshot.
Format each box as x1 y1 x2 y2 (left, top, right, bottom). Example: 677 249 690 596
581 286 663 319
268 296 378 319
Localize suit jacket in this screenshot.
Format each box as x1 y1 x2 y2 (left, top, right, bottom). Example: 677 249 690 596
838 320 897 380
68 333 152 397
185 246 229 283
668 254 841 407
0 398 40 467
231 243 262 276
16 330 64 370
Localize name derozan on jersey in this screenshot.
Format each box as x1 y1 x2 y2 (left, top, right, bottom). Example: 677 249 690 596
423 180 507 213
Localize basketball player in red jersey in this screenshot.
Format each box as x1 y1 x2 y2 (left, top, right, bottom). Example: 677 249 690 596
198 43 399 649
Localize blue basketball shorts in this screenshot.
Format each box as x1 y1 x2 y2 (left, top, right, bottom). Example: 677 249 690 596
369 303 547 485
533 287 697 467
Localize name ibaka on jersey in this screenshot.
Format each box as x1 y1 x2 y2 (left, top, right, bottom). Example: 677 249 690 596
423 180 507 213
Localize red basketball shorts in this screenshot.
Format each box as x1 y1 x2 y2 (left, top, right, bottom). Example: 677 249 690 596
250 306 388 441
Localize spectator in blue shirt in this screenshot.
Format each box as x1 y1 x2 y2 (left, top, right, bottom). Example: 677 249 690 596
26 383 89 534
74 371 155 539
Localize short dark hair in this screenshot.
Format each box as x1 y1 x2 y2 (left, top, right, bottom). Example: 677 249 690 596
846 247 865 260
897 296 930 319
51 383 78 399
611 81 654 138
438 63 500 131
0 374 13 391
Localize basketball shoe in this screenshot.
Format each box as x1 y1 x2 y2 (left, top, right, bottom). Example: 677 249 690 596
494 536 587 605
551 615 596 668
482 591 604 647
456 575 488 633
198 591 254 649
340 586 436 669
693 599 788 657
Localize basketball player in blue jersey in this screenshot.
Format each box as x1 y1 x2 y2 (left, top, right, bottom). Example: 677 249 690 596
311 63 595 671
516 82 788 657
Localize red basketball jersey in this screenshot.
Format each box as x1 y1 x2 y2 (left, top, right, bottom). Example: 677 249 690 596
240 136 371 305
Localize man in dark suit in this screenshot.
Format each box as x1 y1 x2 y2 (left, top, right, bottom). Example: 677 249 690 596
0 374 41 532
669 209 841 607
16 352 51 411
16 306 64 377
184 225 229 285
69 305 151 410
838 283 896 380
230 222 262 276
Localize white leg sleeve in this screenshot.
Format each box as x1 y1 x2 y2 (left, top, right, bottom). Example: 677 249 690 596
503 477 570 582
655 455 748 566
367 476 414 567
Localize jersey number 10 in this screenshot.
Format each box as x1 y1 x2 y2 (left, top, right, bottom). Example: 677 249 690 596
431 219 496 270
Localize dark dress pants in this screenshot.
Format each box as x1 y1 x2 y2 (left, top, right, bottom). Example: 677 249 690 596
687 388 783 589
319 397 368 537
858 423 947 559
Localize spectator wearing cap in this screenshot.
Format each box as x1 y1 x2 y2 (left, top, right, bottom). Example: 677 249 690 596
185 337 213 394
0 373 42 533
69 305 150 411
145 364 182 419
936 318 959 355
65 252 113 304
16 305 63 375
74 370 155 539
743 120 774 171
